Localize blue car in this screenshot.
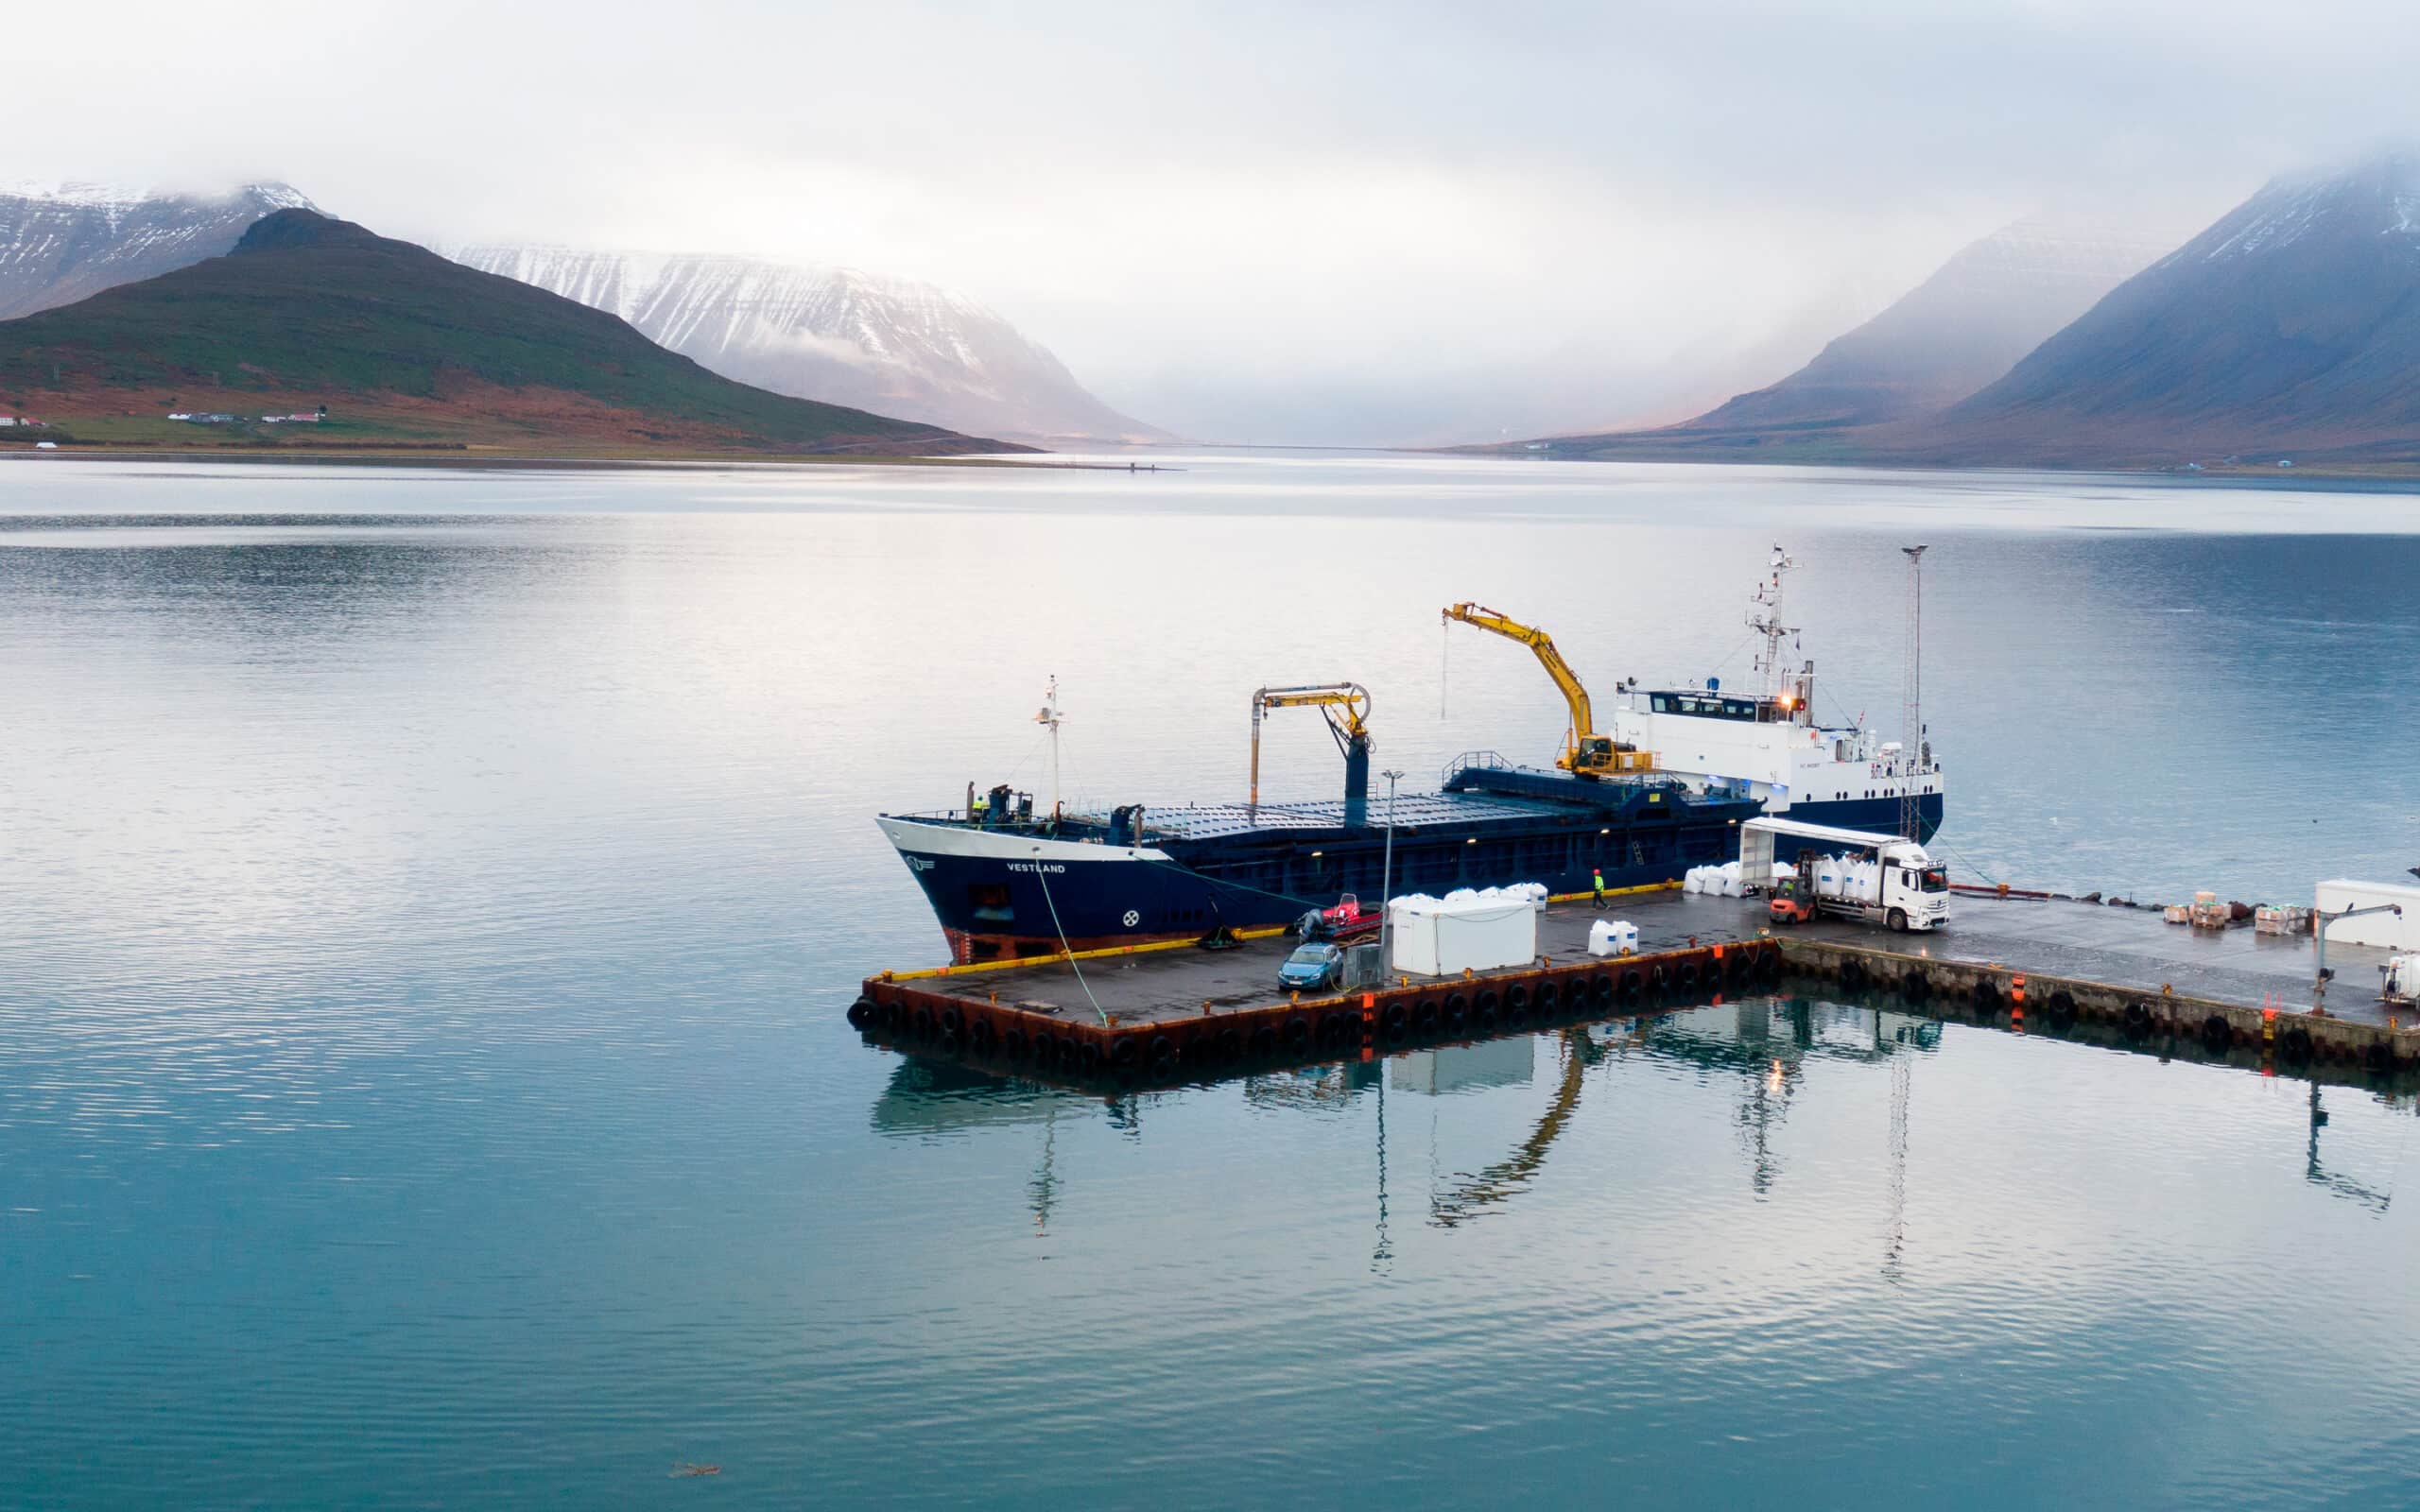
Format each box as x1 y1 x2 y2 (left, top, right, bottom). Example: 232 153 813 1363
1277 941 1344 992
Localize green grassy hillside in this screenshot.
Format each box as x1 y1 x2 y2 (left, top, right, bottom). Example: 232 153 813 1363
0 210 1011 454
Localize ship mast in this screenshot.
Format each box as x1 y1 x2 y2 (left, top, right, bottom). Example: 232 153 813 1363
1036 676 1063 820
1747 545 1799 708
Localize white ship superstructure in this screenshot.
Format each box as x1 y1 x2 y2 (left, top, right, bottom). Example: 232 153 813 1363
1606 548 1945 838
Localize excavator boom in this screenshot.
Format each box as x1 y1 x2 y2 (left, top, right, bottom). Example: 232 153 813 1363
1443 603 1649 778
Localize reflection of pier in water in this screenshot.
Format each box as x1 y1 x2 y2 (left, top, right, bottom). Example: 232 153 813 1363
870 993 2408 1252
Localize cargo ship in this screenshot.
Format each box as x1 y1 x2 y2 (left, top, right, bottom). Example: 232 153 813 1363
878 552 1945 964
877 747 1762 965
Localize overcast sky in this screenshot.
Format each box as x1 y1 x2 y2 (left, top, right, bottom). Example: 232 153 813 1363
18 1 2420 442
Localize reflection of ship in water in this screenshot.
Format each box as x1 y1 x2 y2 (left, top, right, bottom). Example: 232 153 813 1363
1604 1000 1940 1198
870 1057 1090 1137
868 994 1949 1254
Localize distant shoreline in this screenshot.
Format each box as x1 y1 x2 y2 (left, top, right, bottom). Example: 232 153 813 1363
0 445 1106 472
1431 445 2420 490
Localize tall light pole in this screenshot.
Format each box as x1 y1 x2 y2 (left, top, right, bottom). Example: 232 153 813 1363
1898 547 1927 841
1378 769 1404 969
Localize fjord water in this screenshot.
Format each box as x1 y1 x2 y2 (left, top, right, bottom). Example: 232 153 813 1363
4 454 2419 1508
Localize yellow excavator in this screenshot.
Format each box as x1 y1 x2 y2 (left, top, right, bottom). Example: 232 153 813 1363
1443 603 1653 779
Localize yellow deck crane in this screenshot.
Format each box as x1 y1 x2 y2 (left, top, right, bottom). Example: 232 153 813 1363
1443 603 1652 779
1250 682 1374 821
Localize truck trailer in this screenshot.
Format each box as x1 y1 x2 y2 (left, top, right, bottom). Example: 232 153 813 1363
1740 816 1949 934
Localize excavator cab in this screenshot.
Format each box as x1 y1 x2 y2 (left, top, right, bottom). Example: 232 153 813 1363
1567 733 1652 778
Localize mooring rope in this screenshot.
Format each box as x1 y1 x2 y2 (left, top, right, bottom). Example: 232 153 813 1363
1030 855 1110 1025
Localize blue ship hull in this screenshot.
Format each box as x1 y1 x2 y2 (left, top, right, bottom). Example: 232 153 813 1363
881 762 1947 964
1787 793 1945 844
881 762 1774 963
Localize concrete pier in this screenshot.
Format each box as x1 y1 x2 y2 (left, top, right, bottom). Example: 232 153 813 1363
853 885 2420 1087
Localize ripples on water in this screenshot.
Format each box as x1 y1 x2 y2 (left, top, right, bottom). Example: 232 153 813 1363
3 458 2419 1507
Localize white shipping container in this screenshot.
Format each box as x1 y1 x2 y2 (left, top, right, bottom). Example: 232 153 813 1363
2314 880 2420 951
1389 892 1539 976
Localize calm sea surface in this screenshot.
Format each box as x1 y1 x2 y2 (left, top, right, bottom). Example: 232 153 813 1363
4 454 2419 1508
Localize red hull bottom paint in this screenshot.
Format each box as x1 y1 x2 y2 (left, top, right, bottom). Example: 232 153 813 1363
943 925 1198 965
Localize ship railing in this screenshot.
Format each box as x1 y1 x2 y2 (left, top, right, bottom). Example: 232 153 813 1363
1442 749 1514 783
894 806 1109 837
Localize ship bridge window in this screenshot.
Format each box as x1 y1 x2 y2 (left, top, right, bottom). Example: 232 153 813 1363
1650 692 1763 722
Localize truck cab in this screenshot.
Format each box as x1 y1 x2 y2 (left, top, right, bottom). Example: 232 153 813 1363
1873 844 1951 932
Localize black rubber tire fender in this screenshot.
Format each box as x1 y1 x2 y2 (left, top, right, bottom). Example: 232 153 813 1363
1901 970 1930 1002
969 1019 997 1055
1532 979 1560 1012
1217 1027 1245 1063
1249 1022 1279 1058
1618 969 1643 1000
1414 1000 1442 1036
2122 1001 2152 1036
1110 1038 1140 1071
2365 1040 2394 1074
911 1005 938 1040
1970 979 2000 1014
1147 1036 1178 1074
2279 1026 2315 1064
1284 1016 1312 1053
2201 1014 2233 1052
2045 990 2077 1028
1675 960 1701 994
847 997 876 1031
1501 984 1526 1012
940 1005 964 1037
1002 1027 1028 1061
1592 972 1616 1003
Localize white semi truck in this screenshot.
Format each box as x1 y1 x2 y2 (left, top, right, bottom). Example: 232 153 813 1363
1739 816 1950 933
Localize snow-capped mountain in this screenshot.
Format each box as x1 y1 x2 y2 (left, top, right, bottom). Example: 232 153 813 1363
447 246 1162 446
1678 212 2177 432
1934 148 2420 462
0 180 314 319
